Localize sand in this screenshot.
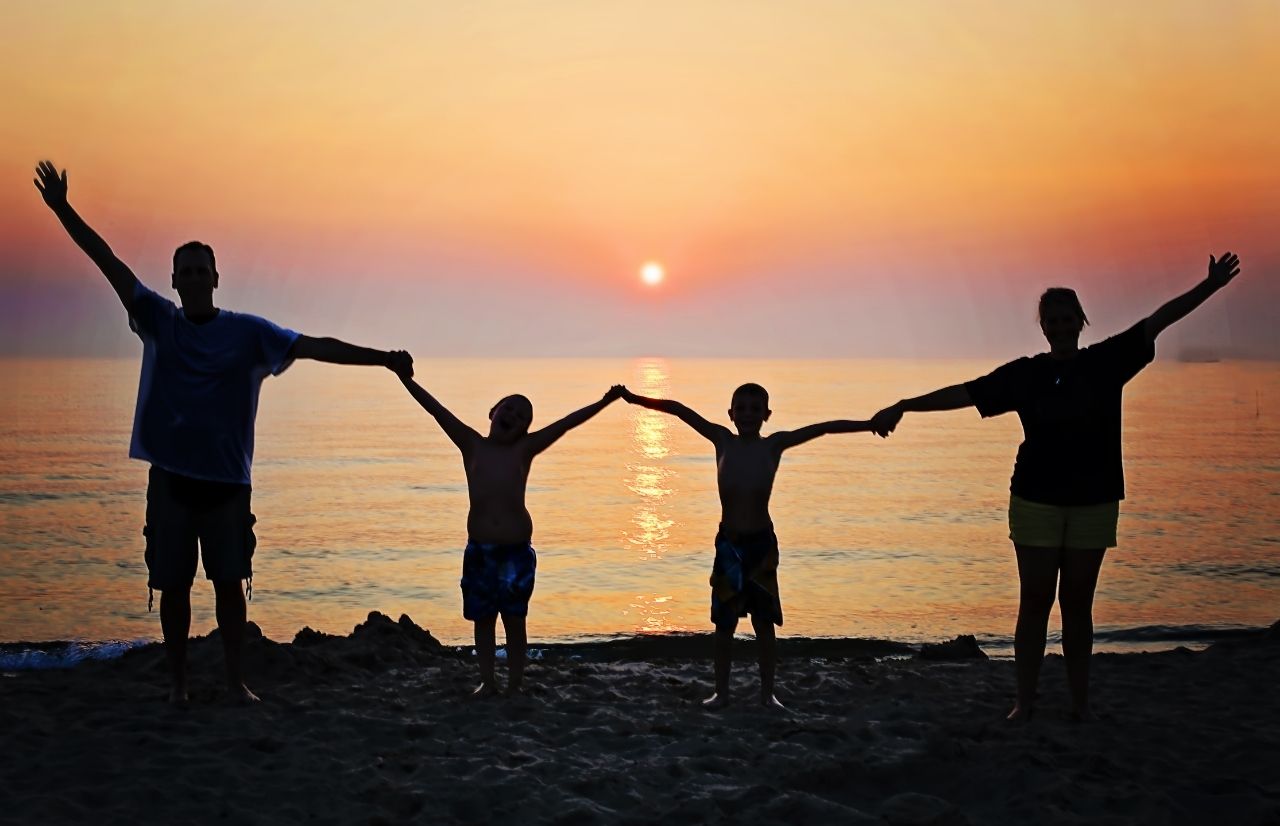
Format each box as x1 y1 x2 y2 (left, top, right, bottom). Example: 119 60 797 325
2 613 1277 825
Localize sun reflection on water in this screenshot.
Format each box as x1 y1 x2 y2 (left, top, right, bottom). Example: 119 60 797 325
623 359 684 632
623 592 693 635
626 358 676 552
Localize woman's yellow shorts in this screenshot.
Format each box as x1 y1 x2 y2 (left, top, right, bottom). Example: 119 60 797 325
1008 494 1120 549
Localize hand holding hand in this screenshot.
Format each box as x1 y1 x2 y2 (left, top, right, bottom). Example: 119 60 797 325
33 160 68 210
605 384 625 402
386 350 414 379
870 404 903 438
1206 252 1241 289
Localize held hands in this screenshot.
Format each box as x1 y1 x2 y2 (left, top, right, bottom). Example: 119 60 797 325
386 350 414 379
604 384 626 402
1206 252 1241 289
33 160 68 210
870 404 903 438
615 385 638 404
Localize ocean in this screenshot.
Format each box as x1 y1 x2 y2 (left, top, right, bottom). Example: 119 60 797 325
1 356 1276 661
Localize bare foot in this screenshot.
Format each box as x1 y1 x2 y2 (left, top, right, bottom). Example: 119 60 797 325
472 682 499 699
168 684 190 709
701 692 730 709
762 694 786 711
1006 703 1033 722
504 683 524 699
230 683 261 705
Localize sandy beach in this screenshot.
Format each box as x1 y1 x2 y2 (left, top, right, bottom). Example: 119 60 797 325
2 615 1277 825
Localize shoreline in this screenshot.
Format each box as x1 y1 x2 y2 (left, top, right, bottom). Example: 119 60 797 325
1 617 1272 672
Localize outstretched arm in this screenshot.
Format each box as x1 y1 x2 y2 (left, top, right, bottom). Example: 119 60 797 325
871 385 974 434
771 420 878 451
524 385 623 456
34 161 139 311
396 371 481 453
620 387 733 444
289 337 413 374
1143 252 1242 343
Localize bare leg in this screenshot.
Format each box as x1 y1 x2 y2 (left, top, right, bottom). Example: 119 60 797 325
159 587 192 706
473 616 499 696
750 613 783 708
213 580 259 704
1009 544 1062 721
502 613 528 695
703 619 737 708
1058 548 1106 720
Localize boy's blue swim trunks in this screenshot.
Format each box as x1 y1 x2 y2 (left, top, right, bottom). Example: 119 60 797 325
460 540 537 620
710 525 783 628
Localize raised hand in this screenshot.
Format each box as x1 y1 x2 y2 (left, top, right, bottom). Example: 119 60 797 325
870 404 903 438
605 384 625 402
1206 252 1241 289
34 160 68 210
617 385 637 404
386 349 414 379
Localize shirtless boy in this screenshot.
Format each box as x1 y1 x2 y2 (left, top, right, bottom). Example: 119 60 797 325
395 371 623 695
620 383 886 708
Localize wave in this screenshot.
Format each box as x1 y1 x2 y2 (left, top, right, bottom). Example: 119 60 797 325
0 639 151 671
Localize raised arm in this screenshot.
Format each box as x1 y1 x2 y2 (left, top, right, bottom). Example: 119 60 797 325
1142 252 1242 343
620 387 733 444
289 337 412 374
871 385 974 434
396 371 481 453
770 419 878 451
524 385 623 456
34 161 139 311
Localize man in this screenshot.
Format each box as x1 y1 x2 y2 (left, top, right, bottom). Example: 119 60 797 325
34 160 413 705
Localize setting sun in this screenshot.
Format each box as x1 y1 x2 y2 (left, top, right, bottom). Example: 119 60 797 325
641 262 665 286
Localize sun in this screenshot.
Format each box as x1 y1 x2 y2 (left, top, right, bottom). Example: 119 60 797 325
640 261 665 286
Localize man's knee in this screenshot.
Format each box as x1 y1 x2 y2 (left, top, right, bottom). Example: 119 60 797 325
749 614 775 637
159 586 193 606
212 580 247 609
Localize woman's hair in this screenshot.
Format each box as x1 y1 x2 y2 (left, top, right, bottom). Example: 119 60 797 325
1038 287 1089 326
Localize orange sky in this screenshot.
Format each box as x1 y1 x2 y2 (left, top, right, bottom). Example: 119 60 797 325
2 1 1277 356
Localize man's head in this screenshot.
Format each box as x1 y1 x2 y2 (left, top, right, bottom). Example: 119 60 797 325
171 241 218 301
1037 287 1087 352
488 394 534 443
728 383 771 436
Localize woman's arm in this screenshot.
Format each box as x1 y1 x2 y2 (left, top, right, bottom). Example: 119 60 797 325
1142 252 1241 343
871 385 975 434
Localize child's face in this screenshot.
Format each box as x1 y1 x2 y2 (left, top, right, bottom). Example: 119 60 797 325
488 396 533 442
728 392 770 435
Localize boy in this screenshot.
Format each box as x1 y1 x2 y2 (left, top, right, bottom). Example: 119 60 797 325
395 370 624 695
620 383 886 708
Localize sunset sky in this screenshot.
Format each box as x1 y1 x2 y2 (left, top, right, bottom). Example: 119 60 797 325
2 1 1277 357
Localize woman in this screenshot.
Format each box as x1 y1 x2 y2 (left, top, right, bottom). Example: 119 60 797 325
872 252 1243 720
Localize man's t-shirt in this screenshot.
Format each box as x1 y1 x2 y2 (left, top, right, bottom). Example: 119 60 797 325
127 282 299 485
964 322 1155 506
